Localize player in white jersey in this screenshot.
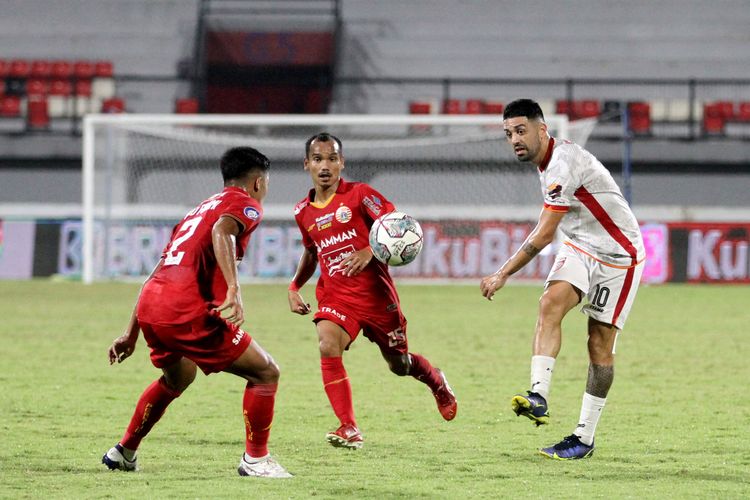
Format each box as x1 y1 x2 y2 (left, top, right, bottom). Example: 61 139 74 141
480 99 645 460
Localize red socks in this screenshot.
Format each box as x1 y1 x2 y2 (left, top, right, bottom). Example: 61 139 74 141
321 357 356 427
408 353 442 392
243 383 278 458
121 377 181 450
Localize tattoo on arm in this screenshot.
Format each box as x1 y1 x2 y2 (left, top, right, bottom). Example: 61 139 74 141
522 242 541 258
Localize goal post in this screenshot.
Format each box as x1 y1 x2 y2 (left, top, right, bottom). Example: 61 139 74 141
82 113 587 283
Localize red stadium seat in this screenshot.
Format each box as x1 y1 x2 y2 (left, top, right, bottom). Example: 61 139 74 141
102 97 126 113
94 61 114 78
702 103 725 135
75 80 92 97
442 99 461 114
465 99 485 114
408 101 433 114
484 101 504 115
74 61 95 80
0 96 22 117
715 101 734 120
51 61 73 80
573 100 601 118
26 94 50 130
627 102 651 135
175 97 199 114
30 60 52 79
26 79 46 96
736 102 750 122
9 59 31 78
0 60 9 78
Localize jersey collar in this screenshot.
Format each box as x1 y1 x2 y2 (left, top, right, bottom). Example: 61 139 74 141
537 137 555 172
223 186 249 196
307 177 347 202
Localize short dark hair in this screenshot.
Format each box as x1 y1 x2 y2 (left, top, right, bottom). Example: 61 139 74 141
503 99 545 121
220 147 270 183
305 132 343 157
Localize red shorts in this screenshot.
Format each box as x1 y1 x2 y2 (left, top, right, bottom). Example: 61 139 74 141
313 299 408 356
140 312 252 375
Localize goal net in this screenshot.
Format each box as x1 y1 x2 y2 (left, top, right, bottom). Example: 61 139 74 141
82 114 595 283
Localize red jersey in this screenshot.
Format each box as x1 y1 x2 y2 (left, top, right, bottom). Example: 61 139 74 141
137 186 262 325
294 178 398 306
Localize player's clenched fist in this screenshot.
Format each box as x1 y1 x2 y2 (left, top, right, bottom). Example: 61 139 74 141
480 272 508 301
108 334 137 364
288 290 312 315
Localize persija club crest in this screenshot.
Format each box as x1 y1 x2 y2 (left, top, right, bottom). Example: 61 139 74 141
335 205 352 223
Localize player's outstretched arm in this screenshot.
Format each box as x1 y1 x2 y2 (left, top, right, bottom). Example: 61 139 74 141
480 208 565 301
211 216 244 326
109 258 164 364
288 246 317 315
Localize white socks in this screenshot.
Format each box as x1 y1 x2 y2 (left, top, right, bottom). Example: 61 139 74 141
574 392 607 446
530 355 555 400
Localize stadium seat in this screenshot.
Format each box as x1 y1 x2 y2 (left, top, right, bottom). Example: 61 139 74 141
702 103 725 135
408 101 433 114
601 100 621 122
0 60 9 79
75 80 93 116
484 101 504 115
175 97 199 114
572 100 600 119
92 60 116 103
30 60 52 79
26 79 46 97
627 102 651 135
464 99 485 114
649 99 669 122
9 59 31 79
74 61 95 81
26 94 50 130
556 100 573 118
51 61 73 81
442 99 461 114
5 78 26 96
48 80 73 117
736 102 750 122
0 95 22 117
94 61 114 78
667 99 691 122
102 97 126 113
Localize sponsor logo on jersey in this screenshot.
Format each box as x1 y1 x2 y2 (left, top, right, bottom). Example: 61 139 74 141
546 183 563 200
315 212 335 231
320 306 347 321
317 228 358 251
243 206 260 220
335 205 352 223
321 244 355 276
307 223 316 233
363 195 382 216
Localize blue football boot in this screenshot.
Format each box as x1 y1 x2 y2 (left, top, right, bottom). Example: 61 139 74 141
539 434 595 460
511 391 549 426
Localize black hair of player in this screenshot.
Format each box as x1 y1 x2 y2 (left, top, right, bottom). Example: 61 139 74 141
503 99 545 122
305 132 343 158
220 147 270 183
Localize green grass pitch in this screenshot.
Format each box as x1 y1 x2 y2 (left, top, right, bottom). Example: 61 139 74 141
1 281 748 498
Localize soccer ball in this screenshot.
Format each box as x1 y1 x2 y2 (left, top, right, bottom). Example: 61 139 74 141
369 211 423 266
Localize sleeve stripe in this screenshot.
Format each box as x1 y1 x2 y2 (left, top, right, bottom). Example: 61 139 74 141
543 203 569 213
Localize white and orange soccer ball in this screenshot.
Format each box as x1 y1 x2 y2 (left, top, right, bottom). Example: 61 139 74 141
369 211 423 266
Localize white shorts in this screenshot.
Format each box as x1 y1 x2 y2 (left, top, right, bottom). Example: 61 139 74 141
546 244 643 330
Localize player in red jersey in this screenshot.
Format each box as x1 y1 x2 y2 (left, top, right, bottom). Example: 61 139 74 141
102 147 292 478
288 132 457 449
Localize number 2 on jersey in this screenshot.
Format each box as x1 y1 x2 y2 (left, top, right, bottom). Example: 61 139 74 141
164 217 201 266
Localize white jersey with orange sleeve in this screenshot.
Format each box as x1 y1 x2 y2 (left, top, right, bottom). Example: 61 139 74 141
538 138 645 267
